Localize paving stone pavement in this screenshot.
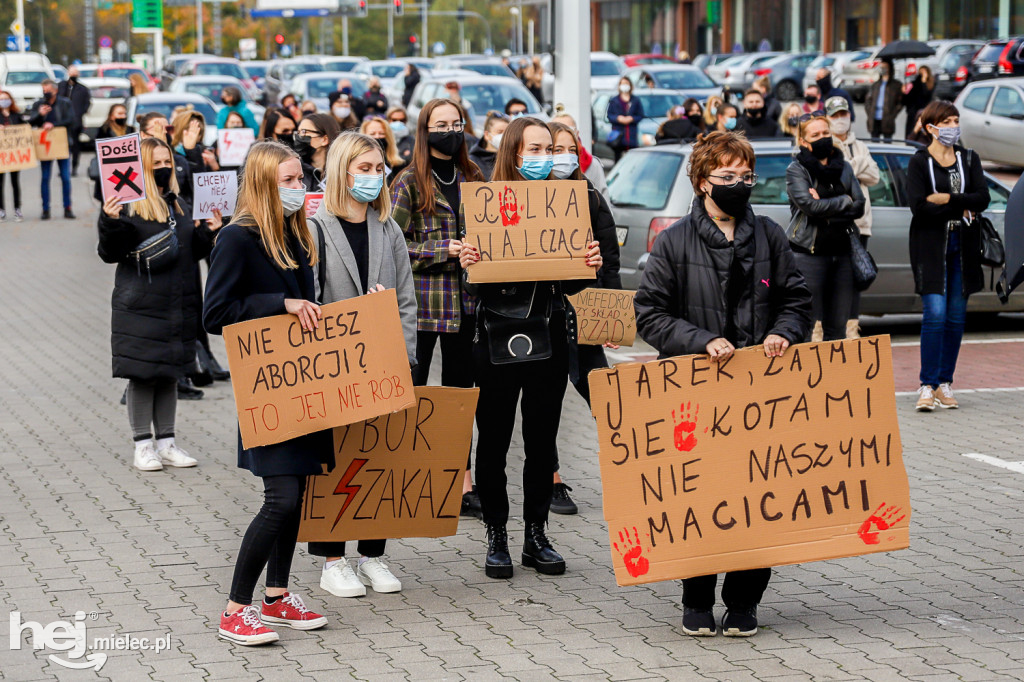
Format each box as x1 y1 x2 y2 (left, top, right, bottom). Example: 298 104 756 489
1 165 1022 681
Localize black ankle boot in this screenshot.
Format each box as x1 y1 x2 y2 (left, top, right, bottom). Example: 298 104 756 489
522 521 565 575
484 523 513 579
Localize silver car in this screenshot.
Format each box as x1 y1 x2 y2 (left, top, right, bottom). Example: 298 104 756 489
288 71 369 113
706 52 783 90
957 78 1024 168
607 140 1021 313
405 75 544 133
804 50 872 92
168 75 266 127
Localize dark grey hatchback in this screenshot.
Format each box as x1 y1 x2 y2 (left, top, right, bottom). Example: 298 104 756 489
607 140 1022 314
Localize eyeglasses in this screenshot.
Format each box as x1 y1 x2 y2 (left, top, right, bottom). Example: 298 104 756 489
428 121 465 133
798 111 825 123
390 118 407 124
708 173 758 188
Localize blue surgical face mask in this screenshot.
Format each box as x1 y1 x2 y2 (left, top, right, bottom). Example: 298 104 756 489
389 120 408 139
928 124 961 147
348 172 384 203
551 152 579 179
724 117 737 131
517 153 553 180
278 185 306 216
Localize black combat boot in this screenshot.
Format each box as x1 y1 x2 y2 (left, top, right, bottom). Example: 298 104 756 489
485 523 513 579
522 521 565 575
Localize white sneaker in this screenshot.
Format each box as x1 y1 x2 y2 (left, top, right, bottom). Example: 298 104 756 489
158 443 198 467
320 560 366 597
133 442 163 471
915 385 937 412
357 557 402 593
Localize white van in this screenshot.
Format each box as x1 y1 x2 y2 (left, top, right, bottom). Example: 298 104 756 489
0 52 56 112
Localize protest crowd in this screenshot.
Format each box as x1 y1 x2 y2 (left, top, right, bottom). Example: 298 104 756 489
0 55 994 649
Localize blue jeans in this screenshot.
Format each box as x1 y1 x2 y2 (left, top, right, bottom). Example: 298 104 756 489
40 158 72 212
920 230 967 387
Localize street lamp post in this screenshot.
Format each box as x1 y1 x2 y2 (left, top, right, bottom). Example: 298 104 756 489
509 6 520 54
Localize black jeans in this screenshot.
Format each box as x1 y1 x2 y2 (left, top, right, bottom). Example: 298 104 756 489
413 316 476 469
870 119 892 142
553 344 608 472
474 311 568 525
229 475 307 605
308 539 385 558
70 125 83 172
682 568 772 610
0 171 21 210
793 252 855 341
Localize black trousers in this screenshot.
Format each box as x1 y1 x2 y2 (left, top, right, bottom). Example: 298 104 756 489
553 343 608 472
413 317 476 469
474 312 568 525
0 171 21 210
70 125 83 172
229 475 306 605
870 119 892 142
682 568 772 610
308 539 386 558
793 252 855 341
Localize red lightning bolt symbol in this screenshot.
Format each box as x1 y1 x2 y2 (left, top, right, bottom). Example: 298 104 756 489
331 458 369 532
40 129 51 154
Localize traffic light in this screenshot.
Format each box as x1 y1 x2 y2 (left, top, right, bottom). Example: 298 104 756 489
407 33 418 55
274 34 285 45
393 0 404 16
356 0 367 17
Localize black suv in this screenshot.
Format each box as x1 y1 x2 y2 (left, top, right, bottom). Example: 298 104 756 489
969 37 1024 81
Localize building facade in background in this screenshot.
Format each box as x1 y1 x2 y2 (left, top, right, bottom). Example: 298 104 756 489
590 0 1024 56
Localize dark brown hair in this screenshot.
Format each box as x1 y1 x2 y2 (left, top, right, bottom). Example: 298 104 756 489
491 117 553 183
409 98 482 216
302 112 342 146
687 131 756 194
918 100 959 130
259 107 295 140
0 89 20 113
547 120 583 181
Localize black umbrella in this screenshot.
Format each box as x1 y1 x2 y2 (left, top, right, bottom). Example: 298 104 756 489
998 180 1024 302
876 40 936 60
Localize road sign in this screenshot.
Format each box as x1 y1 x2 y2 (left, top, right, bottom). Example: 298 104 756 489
6 34 29 51
99 35 112 48
432 41 445 55
132 0 164 32
238 37 257 60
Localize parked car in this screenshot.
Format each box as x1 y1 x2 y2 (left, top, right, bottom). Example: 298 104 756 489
405 75 544 132
315 56 369 73
434 58 515 79
590 51 627 92
804 50 872 92
263 57 324 106
169 75 265 126
123 92 220 147
899 39 984 81
623 65 718 94
606 140 1020 313
754 52 817 102
80 76 131 142
933 50 975 101
956 78 1024 168
78 62 157 91
968 37 1024 81
692 53 734 73
51 64 69 82
158 53 210 91
288 71 369 113
622 54 676 67
354 57 436 81
241 60 273 92
0 51 56 111
592 89 696 160
839 46 885 101
706 52 783 90
176 57 258 102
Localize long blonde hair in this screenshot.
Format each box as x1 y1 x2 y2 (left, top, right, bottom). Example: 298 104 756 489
170 108 206 149
359 117 403 167
704 95 724 128
128 138 181 223
233 140 318 270
324 132 392 221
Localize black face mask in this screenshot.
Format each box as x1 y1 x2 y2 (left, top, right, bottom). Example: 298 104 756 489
277 133 297 150
45 92 56 102
153 167 174 190
804 94 818 105
745 107 764 120
114 117 127 127
787 115 800 128
687 114 703 128
707 181 752 220
70 76 79 83
817 74 832 92
809 136 834 160
293 133 315 159
428 130 464 157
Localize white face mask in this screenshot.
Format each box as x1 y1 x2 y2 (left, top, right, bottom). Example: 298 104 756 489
618 83 631 94
830 117 851 135
278 185 306 217
0 98 11 109
333 106 351 119
551 152 579 179
490 133 503 150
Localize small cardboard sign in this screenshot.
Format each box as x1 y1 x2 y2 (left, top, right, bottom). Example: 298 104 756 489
589 336 910 586
97 133 146 205
217 128 255 167
0 124 37 171
569 288 637 346
462 180 595 283
298 386 479 542
304 192 324 219
192 171 238 219
33 126 70 161
222 289 416 449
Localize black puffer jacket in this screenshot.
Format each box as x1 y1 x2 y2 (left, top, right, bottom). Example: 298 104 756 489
98 196 213 380
635 199 812 357
786 147 866 255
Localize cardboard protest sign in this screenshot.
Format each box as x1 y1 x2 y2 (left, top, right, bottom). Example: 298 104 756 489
304 192 324 219
33 126 70 161
590 336 910 586
217 128 255 167
298 386 479 542
569 288 637 346
0 124 37 171
192 171 238 219
96 134 146 205
222 289 416 449
462 180 595 283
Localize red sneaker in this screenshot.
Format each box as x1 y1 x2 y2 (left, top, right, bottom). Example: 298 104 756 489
260 592 328 630
218 605 280 645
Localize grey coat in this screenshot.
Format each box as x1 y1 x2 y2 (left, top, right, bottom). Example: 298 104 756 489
312 203 418 366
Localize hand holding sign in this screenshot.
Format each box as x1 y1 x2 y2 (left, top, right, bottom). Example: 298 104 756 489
192 171 238 220
217 128 255 167
97 134 145 205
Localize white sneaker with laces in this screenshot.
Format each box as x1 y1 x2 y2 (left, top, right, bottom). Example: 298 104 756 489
158 444 198 467
915 385 937 412
320 560 366 597
935 383 959 409
133 442 163 471
357 557 402 593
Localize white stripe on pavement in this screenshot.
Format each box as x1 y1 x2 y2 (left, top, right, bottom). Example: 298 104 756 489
961 453 1024 474
891 338 1024 347
894 386 1024 397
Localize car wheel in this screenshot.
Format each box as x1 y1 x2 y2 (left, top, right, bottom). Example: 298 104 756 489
775 80 798 102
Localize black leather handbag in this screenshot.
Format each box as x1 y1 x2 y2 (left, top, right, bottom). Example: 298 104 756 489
130 214 179 282
847 226 878 291
481 283 553 364
976 214 1005 268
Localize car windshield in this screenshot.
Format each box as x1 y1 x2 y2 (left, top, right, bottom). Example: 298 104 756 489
103 67 147 81
135 100 219 126
653 69 716 89
975 44 1006 62
244 64 268 78
460 82 540 114
78 67 98 78
591 60 622 77
5 71 49 84
371 64 405 78
323 60 362 72
810 56 835 68
304 77 366 98
195 63 248 79
719 55 748 67
185 82 245 101
607 152 682 210
635 94 690 119
283 63 323 79
461 63 515 77
91 85 131 98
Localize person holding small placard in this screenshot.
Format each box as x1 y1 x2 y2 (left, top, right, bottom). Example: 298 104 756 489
0 89 25 222
458 117 602 580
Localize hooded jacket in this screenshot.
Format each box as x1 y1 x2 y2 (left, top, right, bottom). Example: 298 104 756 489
831 130 880 236
635 199 812 357
468 138 497 180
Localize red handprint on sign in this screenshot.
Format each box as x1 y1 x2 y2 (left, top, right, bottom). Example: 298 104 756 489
672 402 700 452
613 527 650 578
857 503 906 545
499 186 521 227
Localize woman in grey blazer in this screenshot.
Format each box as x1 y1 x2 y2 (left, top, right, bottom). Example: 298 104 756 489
307 132 418 599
